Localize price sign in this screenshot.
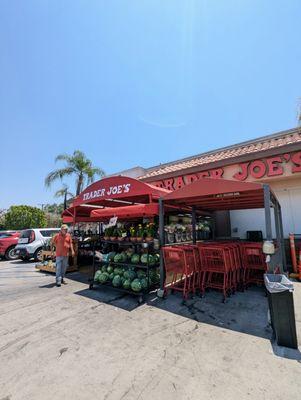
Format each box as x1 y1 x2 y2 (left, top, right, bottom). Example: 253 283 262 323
107 217 118 227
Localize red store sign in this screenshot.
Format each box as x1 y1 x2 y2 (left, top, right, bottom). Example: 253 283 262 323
151 151 301 190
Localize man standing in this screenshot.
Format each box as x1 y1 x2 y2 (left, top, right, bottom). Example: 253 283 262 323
52 224 75 287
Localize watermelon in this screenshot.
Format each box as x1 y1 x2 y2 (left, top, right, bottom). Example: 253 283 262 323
140 278 148 290
109 272 114 281
112 275 122 287
128 269 136 281
153 253 160 264
131 279 142 292
107 265 114 274
149 269 160 284
141 254 154 265
94 270 102 281
114 254 123 263
124 269 136 280
137 269 146 279
120 252 128 262
101 265 107 273
114 267 123 276
123 279 131 290
121 276 126 285
131 254 140 264
99 272 109 284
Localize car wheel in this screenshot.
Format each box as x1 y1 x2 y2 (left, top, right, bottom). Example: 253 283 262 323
5 246 19 261
34 248 43 262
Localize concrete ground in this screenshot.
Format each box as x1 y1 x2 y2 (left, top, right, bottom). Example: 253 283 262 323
0 260 300 400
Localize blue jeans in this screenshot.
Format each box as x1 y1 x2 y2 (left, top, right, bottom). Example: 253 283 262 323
56 256 69 284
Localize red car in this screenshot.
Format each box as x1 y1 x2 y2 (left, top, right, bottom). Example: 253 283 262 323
0 231 20 260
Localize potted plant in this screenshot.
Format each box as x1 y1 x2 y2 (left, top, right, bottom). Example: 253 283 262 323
145 223 156 242
203 221 211 239
169 215 179 224
136 224 144 242
117 226 127 241
110 227 118 241
104 226 112 241
180 225 187 242
186 224 192 241
129 226 137 242
165 224 175 244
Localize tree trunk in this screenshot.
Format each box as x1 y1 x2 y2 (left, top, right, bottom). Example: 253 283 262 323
63 190 67 210
76 174 83 196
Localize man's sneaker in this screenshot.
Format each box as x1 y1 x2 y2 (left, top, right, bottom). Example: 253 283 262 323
61 279 67 285
56 283 61 287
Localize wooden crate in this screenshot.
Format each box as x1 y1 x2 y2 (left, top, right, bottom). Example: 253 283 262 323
35 263 78 274
35 250 78 274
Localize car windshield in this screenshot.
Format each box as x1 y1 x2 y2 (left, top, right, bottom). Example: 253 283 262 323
40 230 60 238
0 232 14 238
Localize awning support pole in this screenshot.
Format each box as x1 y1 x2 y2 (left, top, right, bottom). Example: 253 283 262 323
159 198 165 292
263 184 272 241
274 202 283 273
278 203 287 271
192 206 197 244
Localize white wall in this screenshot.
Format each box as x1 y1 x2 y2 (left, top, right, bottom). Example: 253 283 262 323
230 178 301 239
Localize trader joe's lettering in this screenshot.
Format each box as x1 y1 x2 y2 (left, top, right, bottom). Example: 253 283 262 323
83 183 131 201
151 151 301 189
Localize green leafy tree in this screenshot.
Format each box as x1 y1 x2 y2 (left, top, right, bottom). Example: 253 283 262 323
44 203 65 215
45 150 105 196
45 212 62 228
0 209 6 230
4 205 47 230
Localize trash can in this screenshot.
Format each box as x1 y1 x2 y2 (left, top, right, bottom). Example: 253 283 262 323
264 274 298 349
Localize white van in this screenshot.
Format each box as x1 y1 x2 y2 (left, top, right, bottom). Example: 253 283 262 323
15 228 60 261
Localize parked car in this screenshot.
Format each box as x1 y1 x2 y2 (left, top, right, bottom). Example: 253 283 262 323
15 228 60 261
0 231 20 260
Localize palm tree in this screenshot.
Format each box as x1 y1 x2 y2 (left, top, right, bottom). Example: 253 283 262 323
54 184 74 210
45 150 105 196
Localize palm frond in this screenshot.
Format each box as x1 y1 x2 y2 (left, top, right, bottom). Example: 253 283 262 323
55 153 72 163
86 167 105 184
44 167 75 187
54 185 74 199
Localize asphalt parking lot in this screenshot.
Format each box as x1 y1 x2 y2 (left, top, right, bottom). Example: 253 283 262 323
0 259 300 400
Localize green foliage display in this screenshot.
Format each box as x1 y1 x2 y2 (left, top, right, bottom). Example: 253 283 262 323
4 205 47 230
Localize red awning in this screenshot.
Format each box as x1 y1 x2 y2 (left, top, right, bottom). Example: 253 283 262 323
90 203 159 220
72 176 170 208
62 205 104 223
163 178 269 211
62 176 171 223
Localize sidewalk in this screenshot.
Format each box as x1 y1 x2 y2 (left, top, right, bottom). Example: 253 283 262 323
0 260 300 400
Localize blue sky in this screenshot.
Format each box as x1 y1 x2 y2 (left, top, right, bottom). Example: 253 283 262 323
1 0 300 209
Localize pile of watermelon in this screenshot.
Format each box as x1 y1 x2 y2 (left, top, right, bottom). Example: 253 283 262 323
93 264 160 292
108 251 160 266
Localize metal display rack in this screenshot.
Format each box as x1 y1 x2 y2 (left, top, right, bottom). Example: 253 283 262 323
89 239 159 303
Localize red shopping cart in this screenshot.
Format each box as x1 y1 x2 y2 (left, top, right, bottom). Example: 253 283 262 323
240 242 267 286
162 245 197 300
197 241 244 301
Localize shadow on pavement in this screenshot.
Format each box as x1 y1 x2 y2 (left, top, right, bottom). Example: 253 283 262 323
65 269 300 357
73 270 273 340
75 287 142 312
9 260 35 265
150 286 272 340
39 283 57 289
